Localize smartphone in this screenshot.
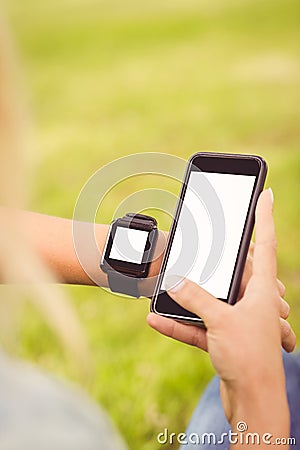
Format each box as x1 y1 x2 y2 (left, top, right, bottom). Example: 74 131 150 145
151 152 268 325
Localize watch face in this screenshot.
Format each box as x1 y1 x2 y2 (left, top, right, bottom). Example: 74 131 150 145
101 221 157 277
109 227 149 264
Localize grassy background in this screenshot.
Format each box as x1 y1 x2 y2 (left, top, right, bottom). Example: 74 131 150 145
4 0 300 449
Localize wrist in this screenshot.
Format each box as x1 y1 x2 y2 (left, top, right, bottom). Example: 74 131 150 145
224 376 290 443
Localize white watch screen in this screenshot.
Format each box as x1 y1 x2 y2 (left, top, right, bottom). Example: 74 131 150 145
109 227 149 264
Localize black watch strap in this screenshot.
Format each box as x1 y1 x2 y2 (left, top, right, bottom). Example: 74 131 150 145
107 270 140 298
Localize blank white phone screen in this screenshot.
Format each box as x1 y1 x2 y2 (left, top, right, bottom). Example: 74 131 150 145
161 172 256 299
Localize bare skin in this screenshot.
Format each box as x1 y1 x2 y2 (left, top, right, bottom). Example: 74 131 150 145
1 193 296 447
147 189 296 449
0 208 166 291
0 204 294 345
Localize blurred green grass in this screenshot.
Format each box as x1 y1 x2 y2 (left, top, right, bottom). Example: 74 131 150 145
4 0 300 448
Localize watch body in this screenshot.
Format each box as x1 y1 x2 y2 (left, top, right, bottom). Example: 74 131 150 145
100 213 158 297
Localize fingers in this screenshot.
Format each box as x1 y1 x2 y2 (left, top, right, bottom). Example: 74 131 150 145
147 313 208 350
277 279 286 297
253 188 277 280
165 276 228 327
239 254 285 300
238 241 285 300
280 297 290 319
280 318 296 353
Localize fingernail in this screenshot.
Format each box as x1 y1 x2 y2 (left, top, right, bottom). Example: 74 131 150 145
268 187 274 204
165 275 185 293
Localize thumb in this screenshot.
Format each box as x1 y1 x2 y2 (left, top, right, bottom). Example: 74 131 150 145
165 276 228 327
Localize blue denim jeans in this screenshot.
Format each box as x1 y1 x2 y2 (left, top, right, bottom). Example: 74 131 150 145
181 351 300 449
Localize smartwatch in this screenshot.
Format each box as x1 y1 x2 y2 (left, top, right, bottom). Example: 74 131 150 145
100 213 158 298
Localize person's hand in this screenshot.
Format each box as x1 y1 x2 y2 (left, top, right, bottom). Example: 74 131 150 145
147 189 295 437
147 193 295 355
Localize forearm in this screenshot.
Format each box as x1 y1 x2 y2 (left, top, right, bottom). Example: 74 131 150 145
0 208 164 291
0 208 101 285
226 377 290 449
23 211 109 285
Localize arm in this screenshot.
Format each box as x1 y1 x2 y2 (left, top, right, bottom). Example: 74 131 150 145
0 206 292 303
147 189 296 448
0 208 165 290
23 211 108 285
